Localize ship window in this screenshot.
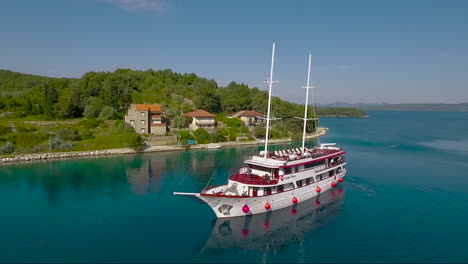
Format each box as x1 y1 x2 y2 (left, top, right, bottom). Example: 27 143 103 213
265 187 272 195
316 174 323 182
304 160 326 169
296 180 303 187
278 185 284 192
285 167 292 174
306 178 311 185
294 166 299 173
330 170 335 177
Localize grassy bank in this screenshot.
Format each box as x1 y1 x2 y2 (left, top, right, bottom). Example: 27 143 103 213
0 117 144 156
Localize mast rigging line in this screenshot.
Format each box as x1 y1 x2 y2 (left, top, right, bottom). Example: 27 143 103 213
173 158 197 193
203 147 230 191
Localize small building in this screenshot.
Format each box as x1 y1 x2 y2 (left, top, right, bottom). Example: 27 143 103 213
227 110 265 128
124 104 167 135
183 110 216 131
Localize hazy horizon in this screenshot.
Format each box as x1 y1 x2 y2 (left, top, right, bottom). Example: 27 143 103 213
1 0 467 104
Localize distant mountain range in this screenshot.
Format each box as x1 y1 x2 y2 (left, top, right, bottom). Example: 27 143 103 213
318 102 468 112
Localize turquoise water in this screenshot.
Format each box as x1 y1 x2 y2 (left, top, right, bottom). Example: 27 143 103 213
1 111 468 263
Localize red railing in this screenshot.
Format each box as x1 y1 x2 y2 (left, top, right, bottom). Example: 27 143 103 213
228 173 279 185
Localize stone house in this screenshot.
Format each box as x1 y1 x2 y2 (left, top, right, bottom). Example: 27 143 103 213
183 110 216 131
227 110 265 129
124 104 167 135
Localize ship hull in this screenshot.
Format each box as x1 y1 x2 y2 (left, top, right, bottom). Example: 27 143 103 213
200 170 346 218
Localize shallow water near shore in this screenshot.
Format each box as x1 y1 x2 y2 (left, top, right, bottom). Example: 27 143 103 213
1 110 468 263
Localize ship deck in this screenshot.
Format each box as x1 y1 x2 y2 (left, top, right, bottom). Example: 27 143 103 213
230 147 345 186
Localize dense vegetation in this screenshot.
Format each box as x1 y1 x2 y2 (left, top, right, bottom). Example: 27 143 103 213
360 103 468 112
0 68 323 154
317 107 367 117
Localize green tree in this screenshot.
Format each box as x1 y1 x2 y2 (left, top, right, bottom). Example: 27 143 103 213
83 97 103 118
253 126 266 138
43 80 59 117
173 115 186 128
193 128 210 144
98 107 118 120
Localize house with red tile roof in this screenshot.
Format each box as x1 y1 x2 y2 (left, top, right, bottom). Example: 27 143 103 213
124 104 167 135
183 109 216 130
227 110 266 129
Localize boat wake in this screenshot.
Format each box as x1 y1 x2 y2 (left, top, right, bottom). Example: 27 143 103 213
419 139 468 154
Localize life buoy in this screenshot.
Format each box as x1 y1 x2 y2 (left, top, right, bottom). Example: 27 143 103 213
280 175 285 181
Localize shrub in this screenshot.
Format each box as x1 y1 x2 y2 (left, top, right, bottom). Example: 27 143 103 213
210 131 226 143
240 126 249 134
14 122 37 133
215 113 227 122
124 133 145 151
79 129 94 140
83 104 101 119
291 131 302 141
98 107 118 120
115 122 135 134
6 132 48 148
193 128 210 144
77 118 101 129
0 122 11 136
253 126 266 138
0 141 14 154
49 136 75 151
55 128 81 141
173 115 186 128
180 139 191 150
228 127 238 141
179 130 194 140
228 131 237 141
224 117 242 127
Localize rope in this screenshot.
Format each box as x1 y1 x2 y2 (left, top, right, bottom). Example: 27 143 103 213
173 156 197 193
203 148 230 190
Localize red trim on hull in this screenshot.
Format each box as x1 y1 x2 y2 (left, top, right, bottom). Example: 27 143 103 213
201 168 347 198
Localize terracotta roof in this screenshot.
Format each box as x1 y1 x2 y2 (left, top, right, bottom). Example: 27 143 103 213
228 110 264 118
135 104 161 111
151 123 167 127
183 110 215 118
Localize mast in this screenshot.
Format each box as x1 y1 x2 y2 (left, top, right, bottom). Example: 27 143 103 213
264 42 277 161
301 54 312 151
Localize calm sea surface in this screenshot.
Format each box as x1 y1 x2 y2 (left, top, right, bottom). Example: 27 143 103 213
1 111 468 263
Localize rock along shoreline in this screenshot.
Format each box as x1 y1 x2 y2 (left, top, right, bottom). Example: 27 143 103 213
0 127 327 165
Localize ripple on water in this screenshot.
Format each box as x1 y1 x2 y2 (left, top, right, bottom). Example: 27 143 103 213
337 176 468 261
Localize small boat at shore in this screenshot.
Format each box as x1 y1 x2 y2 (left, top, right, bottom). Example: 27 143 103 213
205 143 222 149
174 43 347 218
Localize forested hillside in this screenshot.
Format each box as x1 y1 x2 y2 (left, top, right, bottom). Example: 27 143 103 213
317 107 367 117
0 68 317 133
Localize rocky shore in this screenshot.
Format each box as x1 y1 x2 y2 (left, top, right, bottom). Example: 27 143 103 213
1 127 327 165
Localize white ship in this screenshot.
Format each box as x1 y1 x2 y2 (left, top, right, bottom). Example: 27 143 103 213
174 43 347 218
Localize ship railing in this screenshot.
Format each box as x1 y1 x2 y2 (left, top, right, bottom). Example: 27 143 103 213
268 147 342 161
202 184 228 195
230 173 279 185
314 160 346 172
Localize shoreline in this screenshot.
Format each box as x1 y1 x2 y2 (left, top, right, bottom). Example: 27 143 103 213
0 127 327 165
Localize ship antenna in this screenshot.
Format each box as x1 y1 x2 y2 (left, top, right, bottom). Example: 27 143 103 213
264 42 278 161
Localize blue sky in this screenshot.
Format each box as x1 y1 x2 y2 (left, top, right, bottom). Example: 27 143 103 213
1 0 467 104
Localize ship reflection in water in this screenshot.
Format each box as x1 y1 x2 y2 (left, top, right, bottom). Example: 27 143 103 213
201 188 345 255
